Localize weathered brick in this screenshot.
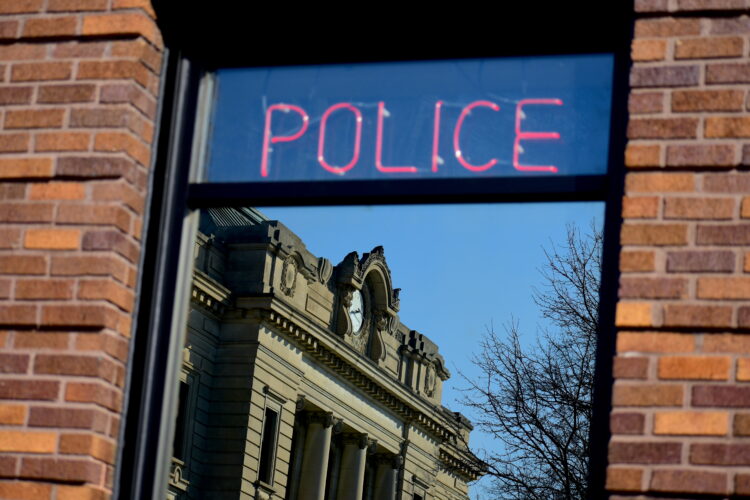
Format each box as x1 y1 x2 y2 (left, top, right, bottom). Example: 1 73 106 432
19 457 102 483
11 62 72 82
664 196 734 218
675 36 744 58
615 302 653 327
663 304 733 327
0 305 37 325
0 0 43 14
51 255 128 282
611 412 645 435
82 230 138 263
79 279 133 311
22 16 77 38
706 116 750 138
704 173 750 192
698 277 750 299
0 255 47 275
0 404 26 424
59 433 116 463
632 39 667 61
680 0 747 9
606 468 643 492
35 132 90 152
734 413 750 435
29 182 85 201
0 353 29 373
0 380 58 400
697 224 750 245
621 224 688 245
672 89 745 112
16 279 74 300
6 109 65 129
0 481 51 500
666 144 736 167
609 441 681 464
650 470 727 495
57 205 131 233
628 118 698 139
659 356 731 380
706 62 750 83
0 202 54 222
635 18 701 37
37 84 96 104
692 443 750 465
705 334 750 353
48 0 107 11
613 384 683 406
635 0 669 10
737 358 750 380
667 250 735 272
618 332 695 353
24 229 79 250
56 156 133 179
81 12 161 46
0 133 29 153
625 144 660 167
0 430 56 453
711 16 750 34
613 357 649 379
694 385 750 406
65 382 121 412
41 304 118 329
630 66 700 88
620 251 655 272
629 92 664 114
0 86 32 105
623 196 658 218
53 41 107 59
626 173 695 192
619 277 687 299
655 411 728 435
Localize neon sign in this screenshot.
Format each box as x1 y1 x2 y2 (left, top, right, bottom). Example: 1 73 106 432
205 55 613 183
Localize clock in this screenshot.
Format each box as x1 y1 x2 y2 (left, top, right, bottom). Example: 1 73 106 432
348 289 364 334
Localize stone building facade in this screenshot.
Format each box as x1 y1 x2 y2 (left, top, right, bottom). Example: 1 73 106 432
168 208 476 499
0 1 748 499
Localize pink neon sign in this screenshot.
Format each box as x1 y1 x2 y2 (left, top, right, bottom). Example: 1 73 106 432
259 98 564 178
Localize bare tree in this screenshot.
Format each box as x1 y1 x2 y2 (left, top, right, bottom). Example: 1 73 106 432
462 223 602 500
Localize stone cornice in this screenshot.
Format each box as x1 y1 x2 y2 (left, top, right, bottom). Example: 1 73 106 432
439 448 484 482
191 270 232 316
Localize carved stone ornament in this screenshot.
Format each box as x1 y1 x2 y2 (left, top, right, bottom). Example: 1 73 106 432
280 256 297 297
424 364 437 397
317 257 332 284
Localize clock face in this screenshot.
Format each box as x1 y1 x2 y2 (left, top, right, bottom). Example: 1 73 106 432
348 289 364 334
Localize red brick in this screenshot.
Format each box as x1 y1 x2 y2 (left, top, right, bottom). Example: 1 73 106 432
35 132 90 152
81 12 161 46
48 0 107 11
697 224 750 245
0 133 29 153
0 481 52 500
16 279 74 300
112 0 156 16
24 229 80 250
619 277 687 299
19 456 102 483
94 132 150 166
620 251 655 272
663 304 732 328
70 108 134 129
625 144 660 168
606 467 643 492
734 413 750 435
0 403 25 424
612 384 683 406
100 82 157 118
616 302 654 327
635 18 701 37
693 385 750 407
650 470 727 495
0 229 17 249
626 173 695 192
659 356 731 380
50 255 128 282
76 332 128 361
59 433 116 464
65 382 121 412
0 86 32 105
675 36 744 59
628 118 698 139
82 230 139 263
0 44 45 60
79 279 134 311
704 173 750 192
30 182 85 201
629 92 663 114
0 430 56 453
613 357 649 379
0 255 47 275
0 0 43 13
0 353 29 373
609 441 681 464
22 16 77 38
630 66 700 88
0 305 36 326
41 304 118 329
680 0 747 9
610 413 645 435
58 484 108 500
699 277 750 299
53 41 107 59
632 39 667 61
0 21 19 39
623 196 658 218
35 353 116 380
6 109 66 129
56 156 133 179
621 224 688 245
635 0 669 10
706 62 750 83
37 84 95 104
666 144 736 167
0 380 58 400
57 204 131 233
11 62 72 82
711 16 750 34
704 334 750 353
692 443 750 465
672 89 745 112
664 196 735 218
666 250 735 272
77 60 150 89
92 181 144 213
13 332 70 349
0 183 25 199
0 202 54 222
739 307 750 327
737 474 750 495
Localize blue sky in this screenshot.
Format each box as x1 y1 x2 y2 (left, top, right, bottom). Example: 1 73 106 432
261 201 604 496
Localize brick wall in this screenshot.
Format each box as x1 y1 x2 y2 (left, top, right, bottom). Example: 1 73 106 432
0 0 162 498
609 1 750 497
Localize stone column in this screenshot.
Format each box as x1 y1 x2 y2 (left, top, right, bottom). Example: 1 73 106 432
336 433 368 500
298 412 334 500
372 454 400 500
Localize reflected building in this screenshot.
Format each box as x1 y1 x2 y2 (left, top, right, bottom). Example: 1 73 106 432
168 207 479 500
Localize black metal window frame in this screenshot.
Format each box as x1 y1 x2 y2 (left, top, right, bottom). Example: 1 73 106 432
115 5 634 499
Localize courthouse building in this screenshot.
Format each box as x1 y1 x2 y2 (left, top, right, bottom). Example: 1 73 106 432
167 207 477 499
0 2 750 500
